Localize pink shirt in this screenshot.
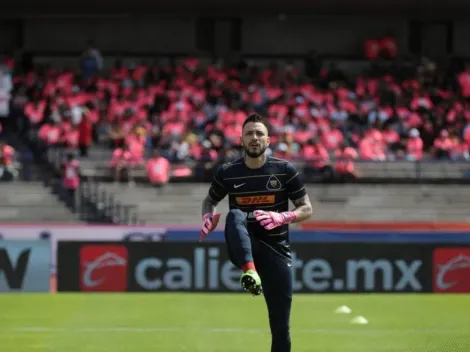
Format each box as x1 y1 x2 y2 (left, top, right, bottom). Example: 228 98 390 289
39 125 61 145
383 129 400 145
110 149 133 167
406 137 423 160
302 145 329 168
335 147 358 173
464 126 470 147
146 157 170 184
63 160 80 189
1 145 14 165
64 130 79 148
321 129 344 151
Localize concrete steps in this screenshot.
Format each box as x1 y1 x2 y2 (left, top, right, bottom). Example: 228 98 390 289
0 181 81 223
97 183 470 225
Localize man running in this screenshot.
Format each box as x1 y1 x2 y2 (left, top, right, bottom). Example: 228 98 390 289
200 113 313 352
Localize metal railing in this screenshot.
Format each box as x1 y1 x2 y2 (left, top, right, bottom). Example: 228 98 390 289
36 146 145 225
77 181 141 225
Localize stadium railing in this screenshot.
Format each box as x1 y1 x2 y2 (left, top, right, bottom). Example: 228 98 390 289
44 148 144 225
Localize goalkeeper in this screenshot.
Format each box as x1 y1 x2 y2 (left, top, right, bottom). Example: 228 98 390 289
200 113 313 352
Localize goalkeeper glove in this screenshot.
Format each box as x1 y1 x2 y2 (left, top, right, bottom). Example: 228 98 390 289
253 210 296 230
199 212 221 241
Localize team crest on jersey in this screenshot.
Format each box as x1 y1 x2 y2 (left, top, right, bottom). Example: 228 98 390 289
266 175 282 190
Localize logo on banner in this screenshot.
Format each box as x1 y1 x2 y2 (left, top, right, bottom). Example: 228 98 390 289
0 240 50 292
433 248 470 293
79 245 128 292
0 248 30 290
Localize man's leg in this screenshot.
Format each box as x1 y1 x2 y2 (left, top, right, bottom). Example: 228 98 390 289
253 239 292 352
224 209 261 295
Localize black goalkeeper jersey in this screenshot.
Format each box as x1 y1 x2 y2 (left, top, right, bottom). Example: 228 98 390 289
208 156 307 260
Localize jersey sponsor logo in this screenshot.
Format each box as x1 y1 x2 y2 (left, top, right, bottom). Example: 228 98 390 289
235 195 275 205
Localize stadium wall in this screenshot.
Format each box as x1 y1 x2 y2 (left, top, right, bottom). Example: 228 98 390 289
1 224 470 295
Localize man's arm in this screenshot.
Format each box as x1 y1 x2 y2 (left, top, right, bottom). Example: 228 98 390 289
284 162 312 223
201 193 220 218
202 165 228 217
291 194 313 223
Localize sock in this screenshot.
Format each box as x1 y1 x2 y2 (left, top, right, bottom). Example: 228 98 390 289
242 262 256 273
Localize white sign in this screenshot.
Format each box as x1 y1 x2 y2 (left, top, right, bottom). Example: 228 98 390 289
0 225 167 272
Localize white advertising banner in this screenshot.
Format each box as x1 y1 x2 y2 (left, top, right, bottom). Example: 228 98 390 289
0 225 167 271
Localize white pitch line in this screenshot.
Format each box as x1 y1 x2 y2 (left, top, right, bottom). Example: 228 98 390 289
1 327 469 335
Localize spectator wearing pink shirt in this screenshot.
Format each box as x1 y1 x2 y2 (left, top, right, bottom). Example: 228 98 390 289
38 121 61 147
110 144 135 185
63 125 80 149
302 139 332 182
61 152 80 209
464 123 470 148
320 123 344 152
24 100 46 125
146 150 170 189
433 130 454 160
382 124 401 154
0 140 17 180
107 121 126 149
335 146 358 181
0 140 14 166
406 129 424 161
359 133 386 161
125 128 146 165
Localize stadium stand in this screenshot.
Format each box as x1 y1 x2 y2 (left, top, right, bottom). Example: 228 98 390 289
97 183 470 225
0 181 80 223
7 53 470 223
15 56 470 169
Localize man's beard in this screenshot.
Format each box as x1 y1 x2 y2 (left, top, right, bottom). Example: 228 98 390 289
244 145 267 158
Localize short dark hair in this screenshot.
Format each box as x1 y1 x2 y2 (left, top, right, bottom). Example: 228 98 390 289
242 113 267 130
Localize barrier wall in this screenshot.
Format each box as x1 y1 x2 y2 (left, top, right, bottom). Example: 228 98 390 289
1 224 470 294
56 241 470 294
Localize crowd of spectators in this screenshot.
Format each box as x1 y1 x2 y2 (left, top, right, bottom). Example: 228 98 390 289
9 53 470 182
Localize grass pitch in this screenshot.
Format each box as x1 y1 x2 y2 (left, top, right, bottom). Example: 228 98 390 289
1 293 469 351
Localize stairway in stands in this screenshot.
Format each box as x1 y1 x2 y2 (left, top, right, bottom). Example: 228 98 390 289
0 181 81 223
5 133 83 224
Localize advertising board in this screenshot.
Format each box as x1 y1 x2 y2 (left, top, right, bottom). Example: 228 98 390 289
57 241 470 294
0 225 167 270
0 240 50 292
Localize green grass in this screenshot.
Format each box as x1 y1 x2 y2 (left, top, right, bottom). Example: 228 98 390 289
0 293 469 351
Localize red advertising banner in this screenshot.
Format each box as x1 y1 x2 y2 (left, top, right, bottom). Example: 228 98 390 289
433 248 470 293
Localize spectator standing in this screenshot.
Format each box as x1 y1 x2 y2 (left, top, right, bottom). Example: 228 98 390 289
0 66 13 136
146 150 170 189
78 114 93 157
0 140 17 181
80 40 103 79
61 151 80 210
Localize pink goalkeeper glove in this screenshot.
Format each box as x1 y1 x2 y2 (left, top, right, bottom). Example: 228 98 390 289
253 210 296 230
199 212 221 241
